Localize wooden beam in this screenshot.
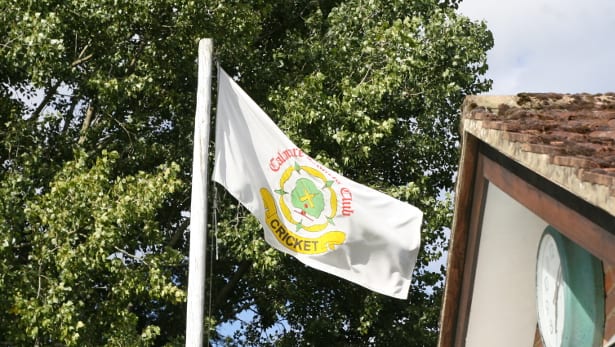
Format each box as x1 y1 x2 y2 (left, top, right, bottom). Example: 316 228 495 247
482 153 615 265
438 133 481 347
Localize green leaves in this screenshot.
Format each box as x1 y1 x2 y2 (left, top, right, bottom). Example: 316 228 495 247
267 0 492 192
2 8 64 86
231 1 491 345
0 0 492 345
4 150 182 345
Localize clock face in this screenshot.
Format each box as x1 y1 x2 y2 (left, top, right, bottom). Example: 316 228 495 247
536 227 605 347
536 233 565 347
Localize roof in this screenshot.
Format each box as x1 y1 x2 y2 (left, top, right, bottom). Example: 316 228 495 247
437 93 615 347
461 93 615 216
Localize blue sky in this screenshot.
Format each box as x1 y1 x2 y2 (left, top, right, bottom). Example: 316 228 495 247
459 0 615 94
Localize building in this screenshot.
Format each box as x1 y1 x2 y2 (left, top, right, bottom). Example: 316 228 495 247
438 93 615 347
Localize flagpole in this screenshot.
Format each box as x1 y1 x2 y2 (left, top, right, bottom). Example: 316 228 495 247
186 38 213 347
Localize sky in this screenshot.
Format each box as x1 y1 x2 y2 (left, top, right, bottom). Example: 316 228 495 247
458 0 615 95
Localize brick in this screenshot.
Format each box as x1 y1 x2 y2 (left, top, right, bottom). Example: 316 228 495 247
523 118 559 131
560 120 598 133
567 141 610 156
580 169 615 186
551 155 599 168
546 130 586 142
591 110 615 120
483 120 521 131
502 132 537 143
468 109 492 120
594 157 615 167
521 143 566 155
589 130 615 140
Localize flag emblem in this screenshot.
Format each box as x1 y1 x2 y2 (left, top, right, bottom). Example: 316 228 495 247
262 158 347 255
274 163 340 232
290 177 325 219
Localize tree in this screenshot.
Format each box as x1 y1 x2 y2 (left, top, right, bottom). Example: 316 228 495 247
0 0 492 345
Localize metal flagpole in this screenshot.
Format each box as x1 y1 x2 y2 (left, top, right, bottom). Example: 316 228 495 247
186 38 213 347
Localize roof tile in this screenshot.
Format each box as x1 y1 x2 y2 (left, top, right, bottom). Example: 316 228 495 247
461 93 615 215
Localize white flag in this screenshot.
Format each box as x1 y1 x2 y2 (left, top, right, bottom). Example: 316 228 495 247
212 69 422 299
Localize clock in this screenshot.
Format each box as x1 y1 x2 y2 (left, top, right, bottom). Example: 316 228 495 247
535 226 604 347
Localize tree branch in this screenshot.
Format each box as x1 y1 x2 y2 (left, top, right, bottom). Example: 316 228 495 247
31 81 60 119
60 95 79 135
71 43 93 67
78 101 95 145
70 53 94 67
168 218 189 248
36 262 42 299
214 260 251 309
113 246 149 266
